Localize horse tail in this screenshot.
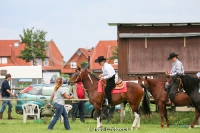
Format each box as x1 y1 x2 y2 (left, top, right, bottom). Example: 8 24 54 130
140 84 151 115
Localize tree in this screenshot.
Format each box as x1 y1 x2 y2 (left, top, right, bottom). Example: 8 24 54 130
110 45 118 60
60 73 70 80
80 62 88 69
17 27 48 65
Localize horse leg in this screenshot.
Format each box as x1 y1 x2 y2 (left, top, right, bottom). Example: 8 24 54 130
164 105 170 128
189 108 200 129
129 105 140 130
158 103 165 128
94 104 102 128
131 112 140 130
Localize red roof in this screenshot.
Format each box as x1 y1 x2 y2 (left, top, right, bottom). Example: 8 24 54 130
90 40 118 70
0 40 63 70
0 40 29 65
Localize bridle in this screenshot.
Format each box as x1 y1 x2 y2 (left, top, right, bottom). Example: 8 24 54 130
73 70 95 91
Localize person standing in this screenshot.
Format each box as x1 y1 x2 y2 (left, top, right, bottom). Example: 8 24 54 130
166 53 184 104
48 78 73 130
94 56 116 108
0 74 15 119
69 69 87 122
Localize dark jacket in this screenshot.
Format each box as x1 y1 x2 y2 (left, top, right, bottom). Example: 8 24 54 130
1 80 10 97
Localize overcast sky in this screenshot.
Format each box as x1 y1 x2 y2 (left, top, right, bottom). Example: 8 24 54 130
0 0 200 61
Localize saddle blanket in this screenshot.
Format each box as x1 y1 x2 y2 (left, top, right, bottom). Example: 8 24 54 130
97 81 127 94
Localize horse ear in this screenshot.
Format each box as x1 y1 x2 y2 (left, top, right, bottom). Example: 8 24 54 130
138 76 141 80
145 76 147 80
77 66 81 71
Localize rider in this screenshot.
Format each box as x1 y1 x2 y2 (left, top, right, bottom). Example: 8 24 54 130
94 56 116 108
166 52 184 105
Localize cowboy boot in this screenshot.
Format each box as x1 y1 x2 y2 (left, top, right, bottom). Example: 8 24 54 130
8 111 14 119
0 112 3 119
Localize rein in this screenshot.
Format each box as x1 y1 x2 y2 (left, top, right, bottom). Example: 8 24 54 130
74 71 96 91
177 78 183 91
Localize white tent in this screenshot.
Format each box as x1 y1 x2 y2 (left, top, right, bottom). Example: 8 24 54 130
0 66 42 79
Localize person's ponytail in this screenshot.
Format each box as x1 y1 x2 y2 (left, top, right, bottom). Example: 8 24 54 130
54 78 62 91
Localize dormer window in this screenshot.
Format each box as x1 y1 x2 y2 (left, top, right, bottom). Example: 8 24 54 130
14 42 19 47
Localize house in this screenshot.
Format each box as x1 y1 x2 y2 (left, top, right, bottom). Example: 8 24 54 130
89 40 118 75
0 40 30 66
0 40 64 84
62 48 92 74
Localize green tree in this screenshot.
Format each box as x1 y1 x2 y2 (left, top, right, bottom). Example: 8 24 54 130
80 62 88 69
110 45 118 60
60 73 70 80
17 27 48 65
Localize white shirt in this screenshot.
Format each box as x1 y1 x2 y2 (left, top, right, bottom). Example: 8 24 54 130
170 59 184 76
101 62 116 80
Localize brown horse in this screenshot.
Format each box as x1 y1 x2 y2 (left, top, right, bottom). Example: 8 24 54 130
138 76 199 128
68 69 151 128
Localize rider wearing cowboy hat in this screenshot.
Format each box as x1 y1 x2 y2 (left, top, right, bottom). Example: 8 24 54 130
166 53 184 105
95 56 116 107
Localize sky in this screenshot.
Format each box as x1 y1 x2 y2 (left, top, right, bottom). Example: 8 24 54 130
0 0 200 61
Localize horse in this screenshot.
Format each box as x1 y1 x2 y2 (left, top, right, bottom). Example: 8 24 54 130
68 69 151 129
171 74 200 128
138 76 199 128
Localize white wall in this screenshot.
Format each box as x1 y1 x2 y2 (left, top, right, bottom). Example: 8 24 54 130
42 71 60 84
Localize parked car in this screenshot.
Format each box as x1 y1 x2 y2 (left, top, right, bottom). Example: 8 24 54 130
15 84 120 118
50 77 68 84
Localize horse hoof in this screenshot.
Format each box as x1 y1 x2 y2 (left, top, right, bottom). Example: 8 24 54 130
188 126 192 129
136 127 139 130
131 127 134 130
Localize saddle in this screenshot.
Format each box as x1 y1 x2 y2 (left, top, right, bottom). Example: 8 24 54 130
102 79 124 90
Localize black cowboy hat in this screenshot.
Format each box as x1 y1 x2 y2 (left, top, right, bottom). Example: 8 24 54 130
5 74 11 79
167 53 179 60
94 56 107 63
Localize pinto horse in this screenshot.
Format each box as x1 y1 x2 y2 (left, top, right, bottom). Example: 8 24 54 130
138 76 199 128
171 74 200 129
68 69 151 128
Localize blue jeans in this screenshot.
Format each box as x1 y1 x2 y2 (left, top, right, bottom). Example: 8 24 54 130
72 101 85 122
0 96 12 113
48 103 71 130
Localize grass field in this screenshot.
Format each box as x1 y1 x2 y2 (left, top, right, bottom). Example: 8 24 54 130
0 102 200 133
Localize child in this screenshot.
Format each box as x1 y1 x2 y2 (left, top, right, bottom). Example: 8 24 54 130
48 78 73 130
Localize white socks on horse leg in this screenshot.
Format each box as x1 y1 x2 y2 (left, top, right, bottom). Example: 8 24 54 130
131 112 140 130
97 117 101 128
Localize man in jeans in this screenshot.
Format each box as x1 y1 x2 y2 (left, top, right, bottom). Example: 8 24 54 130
0 74 15 119
69 68 87 122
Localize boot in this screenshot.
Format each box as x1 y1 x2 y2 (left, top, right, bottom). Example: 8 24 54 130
8 111 14 119
0 112 3 119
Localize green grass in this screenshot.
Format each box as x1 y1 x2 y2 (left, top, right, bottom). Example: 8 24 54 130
0 101 200 133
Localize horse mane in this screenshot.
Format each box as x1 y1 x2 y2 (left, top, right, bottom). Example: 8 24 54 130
177 74 200 90
86 70 100 81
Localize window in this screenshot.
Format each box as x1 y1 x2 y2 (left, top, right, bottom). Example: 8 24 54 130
14 42 19 47
37 59 41 66
114 59 118 64
70 62 77 68
0 57 7 64
44 58 49 66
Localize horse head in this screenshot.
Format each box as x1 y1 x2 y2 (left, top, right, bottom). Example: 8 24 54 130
138 76 149 90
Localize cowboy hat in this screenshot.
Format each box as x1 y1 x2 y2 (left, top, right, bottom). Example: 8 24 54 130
94 56 107 63
167 53 179 60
